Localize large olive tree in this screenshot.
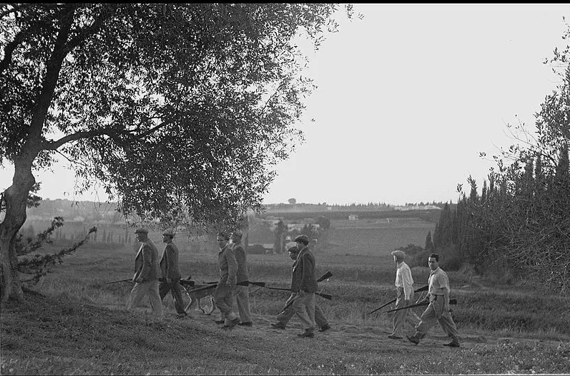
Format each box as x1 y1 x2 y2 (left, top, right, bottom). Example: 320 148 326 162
0 3 354 302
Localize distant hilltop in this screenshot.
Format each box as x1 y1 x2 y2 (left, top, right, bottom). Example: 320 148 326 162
23 198 448 223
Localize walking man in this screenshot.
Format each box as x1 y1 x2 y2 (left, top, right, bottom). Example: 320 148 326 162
271 242 331 332
232 230 253 327
289 234 319 338
407 253 461 347
388 249 420 339
126 228 163 319
158 229 187 317
213 231 240 330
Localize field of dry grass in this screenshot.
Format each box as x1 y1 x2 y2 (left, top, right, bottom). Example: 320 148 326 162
1 219 569 375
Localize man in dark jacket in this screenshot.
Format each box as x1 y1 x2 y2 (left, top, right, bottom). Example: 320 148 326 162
126 228 163 319
290 234 318 338
158 229 187 317
213 231 240 330
271 242 331 333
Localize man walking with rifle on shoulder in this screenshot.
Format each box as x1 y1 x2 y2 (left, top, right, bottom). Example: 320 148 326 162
406 253 461 348
270 242 332 333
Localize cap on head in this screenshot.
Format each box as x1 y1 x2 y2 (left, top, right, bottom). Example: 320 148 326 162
135 228 148 235
285 242 298 252
217 231 230 240
162 229 175 237
294 234 309 245
391 250 406 260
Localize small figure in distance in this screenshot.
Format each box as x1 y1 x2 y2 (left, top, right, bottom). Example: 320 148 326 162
407 253 461 348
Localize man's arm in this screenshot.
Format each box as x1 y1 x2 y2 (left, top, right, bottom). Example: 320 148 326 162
225 248 238 287
402 266 414 300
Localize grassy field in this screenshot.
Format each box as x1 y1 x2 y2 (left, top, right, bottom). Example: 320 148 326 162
1 222 569 375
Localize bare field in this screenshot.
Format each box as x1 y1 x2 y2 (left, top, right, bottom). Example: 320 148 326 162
325 217 434 256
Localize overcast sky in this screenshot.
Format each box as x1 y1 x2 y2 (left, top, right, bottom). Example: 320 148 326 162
0 3 568 206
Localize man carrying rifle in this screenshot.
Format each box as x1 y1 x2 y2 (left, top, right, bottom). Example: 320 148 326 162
406 253 461 348
126 228 163 319
213 231 241 330
270 242 331 333
232 230 253 327
388 250 420 340
158 229 187 318
286 235 319 338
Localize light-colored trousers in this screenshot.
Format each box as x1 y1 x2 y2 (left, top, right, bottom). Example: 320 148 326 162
277 293 328 328
292 291 316 331
391 288 421 337
234 284 252 323
413 296 459 341
126 280 163 318
214 283 237 323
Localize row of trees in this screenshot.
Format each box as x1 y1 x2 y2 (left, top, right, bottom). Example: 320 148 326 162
431 27 569 294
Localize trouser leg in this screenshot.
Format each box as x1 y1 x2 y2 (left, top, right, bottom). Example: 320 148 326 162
391 292 406 337
126 282 147 310
214 284 237 322
147 280 163 318
314 303 328 328
235 285 252 322
292 292 315 331
170 281 187 314
412 303 438 341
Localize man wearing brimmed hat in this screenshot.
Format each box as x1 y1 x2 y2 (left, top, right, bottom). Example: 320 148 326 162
158 229 187 317
271 242 331 333
388 249 420 339
126 228 163 319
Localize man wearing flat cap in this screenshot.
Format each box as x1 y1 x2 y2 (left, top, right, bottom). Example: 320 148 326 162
126 228 163 319
288 234 318 338
388 249 420 339
231 230 253 326
158 229 187 317
214 231 241 330
271 242 331 333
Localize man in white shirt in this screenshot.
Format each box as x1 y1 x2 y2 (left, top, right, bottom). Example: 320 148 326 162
388 250 420 339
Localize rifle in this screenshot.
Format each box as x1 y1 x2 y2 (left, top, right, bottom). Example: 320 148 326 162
278 271 333 314
185 280 258 294
266 286 333 300
368 285 429 315
386 298 458 313
103 278 133 285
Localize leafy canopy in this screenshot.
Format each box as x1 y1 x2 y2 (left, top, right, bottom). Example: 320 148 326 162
0 3 352 229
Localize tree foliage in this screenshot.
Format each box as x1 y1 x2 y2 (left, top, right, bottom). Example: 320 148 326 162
433 24 570 294
0 3 354 302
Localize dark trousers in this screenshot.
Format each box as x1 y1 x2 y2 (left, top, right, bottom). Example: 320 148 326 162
159 279 186 314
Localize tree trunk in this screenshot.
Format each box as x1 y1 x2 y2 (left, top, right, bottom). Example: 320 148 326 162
0 164 35 303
